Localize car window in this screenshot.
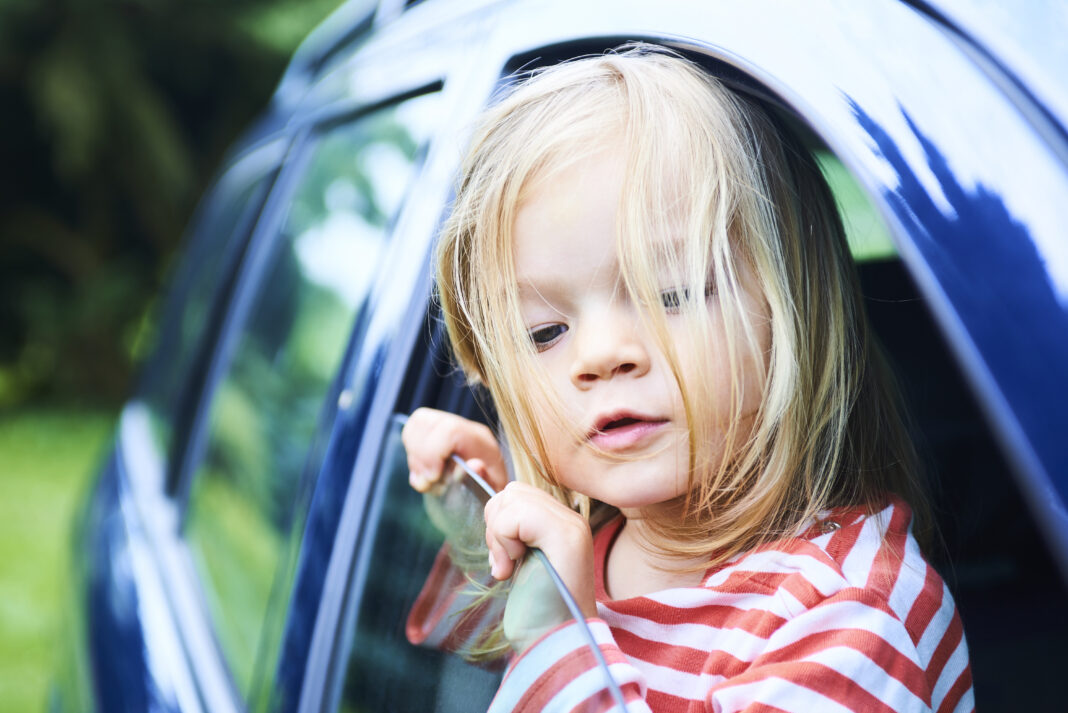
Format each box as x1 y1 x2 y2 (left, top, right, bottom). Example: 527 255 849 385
333 416 626 713
182 91 440 698
134 143 284 479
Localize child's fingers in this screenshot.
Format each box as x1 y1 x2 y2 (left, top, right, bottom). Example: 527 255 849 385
402 407 505 491
487 535 523 580
483 484 596 616
408 469 433 492
484 488 530 580
403 408 450 488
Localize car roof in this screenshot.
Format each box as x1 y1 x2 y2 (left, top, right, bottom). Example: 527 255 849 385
289 0 1068 134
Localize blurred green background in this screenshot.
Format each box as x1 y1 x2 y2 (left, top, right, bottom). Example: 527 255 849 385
0 0 345 708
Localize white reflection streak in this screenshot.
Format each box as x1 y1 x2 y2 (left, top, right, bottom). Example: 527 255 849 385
295 212 384 308
360 142 412 215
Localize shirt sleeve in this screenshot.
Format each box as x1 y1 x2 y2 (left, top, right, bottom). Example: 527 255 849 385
488 618 651 712
705 586 973 713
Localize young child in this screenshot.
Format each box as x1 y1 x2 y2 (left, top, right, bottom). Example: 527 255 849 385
403 45 973 712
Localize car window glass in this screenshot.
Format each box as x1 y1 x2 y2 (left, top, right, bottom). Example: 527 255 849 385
334 416 626 713
135 144 283 476
182 91 439 698
815 149 896 261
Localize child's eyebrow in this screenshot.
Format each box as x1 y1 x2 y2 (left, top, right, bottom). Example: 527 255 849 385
516 252 619 294
515 280 572 322
516 272 632 311
515 274 567 297
515 276 587 319
515 277 561 304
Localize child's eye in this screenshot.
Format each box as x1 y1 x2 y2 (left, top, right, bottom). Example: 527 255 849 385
660 288 689 312
528 323 567 351
660 282 716 313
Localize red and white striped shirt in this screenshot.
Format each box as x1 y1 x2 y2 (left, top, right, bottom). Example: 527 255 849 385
489 499 973 712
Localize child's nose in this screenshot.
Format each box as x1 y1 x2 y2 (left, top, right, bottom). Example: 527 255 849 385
569 312 651 386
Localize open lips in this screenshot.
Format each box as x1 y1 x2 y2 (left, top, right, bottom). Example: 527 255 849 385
589 412 668 450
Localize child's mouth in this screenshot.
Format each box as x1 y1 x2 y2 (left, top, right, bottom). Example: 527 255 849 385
590 413 667 450
603 417 640 430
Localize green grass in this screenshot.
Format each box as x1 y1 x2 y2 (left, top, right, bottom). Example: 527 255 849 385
0 407 115 712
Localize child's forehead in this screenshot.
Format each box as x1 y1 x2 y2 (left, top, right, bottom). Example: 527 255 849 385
507 141 721 299
516 157 691 238
512 231 703 298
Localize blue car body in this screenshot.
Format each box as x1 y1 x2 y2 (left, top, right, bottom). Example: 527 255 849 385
53 1 1068 711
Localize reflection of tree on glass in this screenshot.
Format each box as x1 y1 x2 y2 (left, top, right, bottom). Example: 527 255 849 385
137 145 283 474
181 91 440 705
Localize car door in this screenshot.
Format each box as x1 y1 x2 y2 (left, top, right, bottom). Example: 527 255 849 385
72 135 288 713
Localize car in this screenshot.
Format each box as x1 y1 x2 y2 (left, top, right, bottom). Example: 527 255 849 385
52 0 1068 711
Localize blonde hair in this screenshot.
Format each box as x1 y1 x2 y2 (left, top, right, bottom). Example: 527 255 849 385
437 45 927 570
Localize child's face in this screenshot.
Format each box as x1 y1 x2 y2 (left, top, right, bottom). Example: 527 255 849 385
512 148 770 519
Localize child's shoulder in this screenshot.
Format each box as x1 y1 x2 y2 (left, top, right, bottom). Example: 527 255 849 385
697 498 968 700
705 497 947 626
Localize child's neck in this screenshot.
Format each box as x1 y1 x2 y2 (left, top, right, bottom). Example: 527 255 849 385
604 517 707 600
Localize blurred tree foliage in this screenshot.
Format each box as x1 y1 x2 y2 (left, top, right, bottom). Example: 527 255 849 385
0 0 345 408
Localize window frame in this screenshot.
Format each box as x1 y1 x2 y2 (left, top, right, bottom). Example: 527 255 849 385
289 46 508 713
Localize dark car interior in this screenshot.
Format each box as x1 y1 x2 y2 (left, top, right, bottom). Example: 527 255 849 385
859 257 1067 709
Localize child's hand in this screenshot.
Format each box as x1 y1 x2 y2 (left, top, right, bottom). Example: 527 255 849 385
484 482 597 620
402 407 508 493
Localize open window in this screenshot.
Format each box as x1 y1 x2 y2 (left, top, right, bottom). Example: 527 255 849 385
672 41 1068 708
